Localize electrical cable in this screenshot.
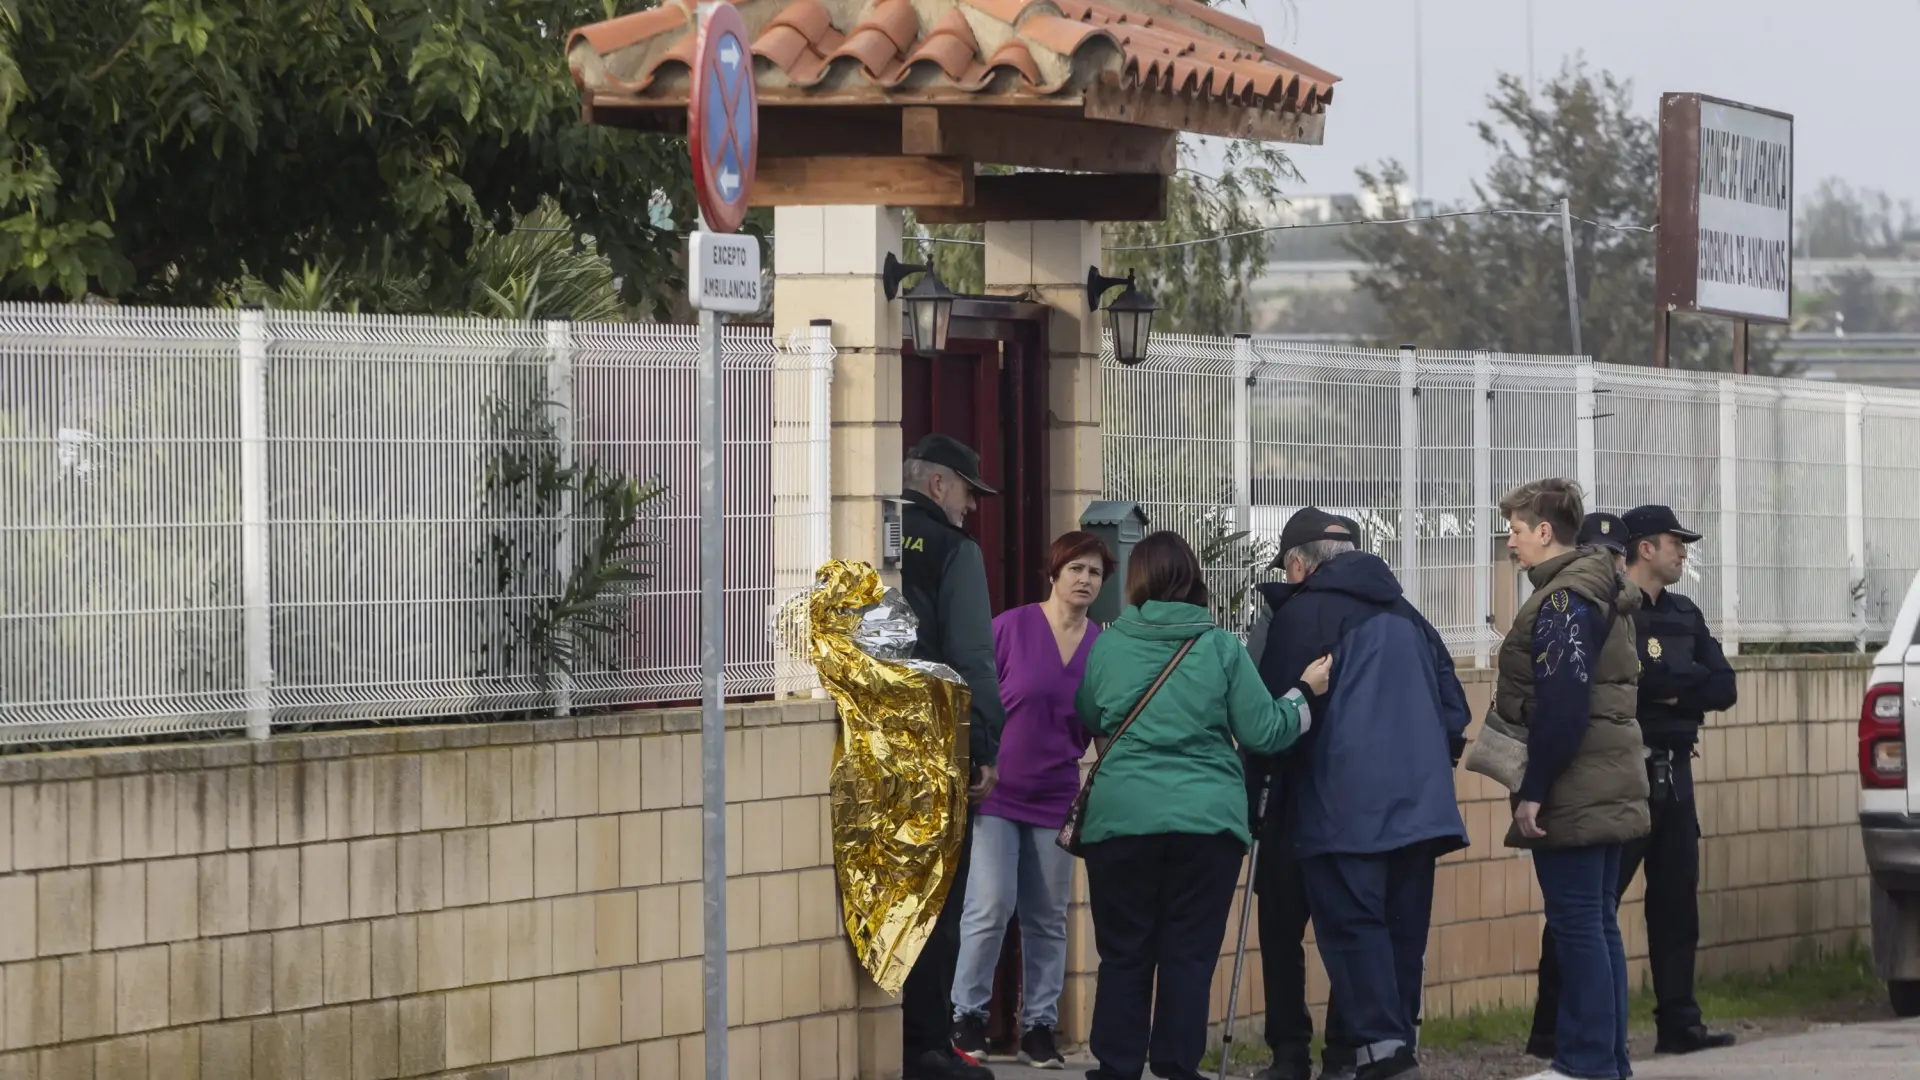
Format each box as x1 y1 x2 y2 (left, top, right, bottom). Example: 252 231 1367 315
510 205 1656 250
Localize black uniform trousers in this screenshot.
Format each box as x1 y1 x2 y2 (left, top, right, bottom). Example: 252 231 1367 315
903 814 976 1061
1257 836 1354 1072
1532 749 1702 1040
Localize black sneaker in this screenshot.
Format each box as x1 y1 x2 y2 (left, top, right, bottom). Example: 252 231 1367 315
906 1048 994 1080
1654 1025 1737 1054
1317 1065 1358 1080
1353 1049 1421 1080
951 1015 991 1061
1019 1025 1066 1069
1523 1032 1555 1061
1255 1065 1311 1080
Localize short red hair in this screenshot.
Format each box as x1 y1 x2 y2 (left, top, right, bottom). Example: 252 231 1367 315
1047 530 1116 582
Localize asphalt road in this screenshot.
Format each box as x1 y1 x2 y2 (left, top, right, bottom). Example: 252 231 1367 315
985 1020 1920 1080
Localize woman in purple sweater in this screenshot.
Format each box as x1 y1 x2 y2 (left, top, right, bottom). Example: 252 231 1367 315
949 531 1114 1069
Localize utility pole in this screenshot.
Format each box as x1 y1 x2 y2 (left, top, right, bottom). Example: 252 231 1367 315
1414 0 1425 199
1525 0 1536 95
1561 197 1584 356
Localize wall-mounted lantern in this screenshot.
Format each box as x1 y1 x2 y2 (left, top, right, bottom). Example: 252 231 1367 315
1086 267 1160 365
883 252 955 357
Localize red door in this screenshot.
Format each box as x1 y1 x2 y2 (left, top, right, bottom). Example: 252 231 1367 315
901 336 1050 614
903 331 1050 1055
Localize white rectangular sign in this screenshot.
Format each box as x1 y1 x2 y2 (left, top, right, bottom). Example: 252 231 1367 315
688 231 762 314
1692 101 1793 321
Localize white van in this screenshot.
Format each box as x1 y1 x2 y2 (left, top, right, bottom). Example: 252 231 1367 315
1862 572 1920 1016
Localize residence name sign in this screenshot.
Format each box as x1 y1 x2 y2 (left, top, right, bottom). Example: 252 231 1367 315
1656 93 1794 324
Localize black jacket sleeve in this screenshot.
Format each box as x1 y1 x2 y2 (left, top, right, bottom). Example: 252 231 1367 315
938 541 1005 768
1679 624 1738 714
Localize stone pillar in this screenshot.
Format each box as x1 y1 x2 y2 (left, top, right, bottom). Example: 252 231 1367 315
773 205 906 585
984 221 1104 541
774 205 906 1080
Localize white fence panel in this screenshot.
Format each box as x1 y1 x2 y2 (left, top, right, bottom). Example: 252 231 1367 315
1105 333 1920 657
0 304 830 743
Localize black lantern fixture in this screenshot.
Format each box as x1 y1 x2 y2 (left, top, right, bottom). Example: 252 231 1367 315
1087 267 1160 365
883 252 956 356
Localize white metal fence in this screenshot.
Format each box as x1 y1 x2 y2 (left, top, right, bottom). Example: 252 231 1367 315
0 304 830 743
1103 334 1920 660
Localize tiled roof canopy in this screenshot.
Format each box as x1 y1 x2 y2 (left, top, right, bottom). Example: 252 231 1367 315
568 0 1337 143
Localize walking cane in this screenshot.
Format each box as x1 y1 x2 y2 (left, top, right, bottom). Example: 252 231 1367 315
1218 781 1269 1080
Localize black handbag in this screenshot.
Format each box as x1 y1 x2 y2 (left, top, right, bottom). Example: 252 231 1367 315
1057 636 1199 857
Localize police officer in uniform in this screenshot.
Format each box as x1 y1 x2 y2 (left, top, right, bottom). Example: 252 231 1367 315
1527 505 1738 1059
897 433 1006 1080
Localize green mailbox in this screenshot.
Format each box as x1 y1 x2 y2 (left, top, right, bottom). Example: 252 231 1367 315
1079 500 1151 626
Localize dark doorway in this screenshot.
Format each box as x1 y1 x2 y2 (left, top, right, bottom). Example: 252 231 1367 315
901 320 1050 614
900 304 1050 1054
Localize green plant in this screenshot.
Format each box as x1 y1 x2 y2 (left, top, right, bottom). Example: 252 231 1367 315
479 391 664 681
1197 490 1278 632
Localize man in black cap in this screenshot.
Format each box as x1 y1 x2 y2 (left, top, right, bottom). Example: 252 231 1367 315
898 433 1005 1080
1246 508 1471 1080
1578 511 1629 573
1527 504 1738 1060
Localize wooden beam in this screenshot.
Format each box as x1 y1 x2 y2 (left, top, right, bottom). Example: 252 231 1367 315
901 107 1177 175
913 173 1167 225
749 156 974 207
1083 81 1326 145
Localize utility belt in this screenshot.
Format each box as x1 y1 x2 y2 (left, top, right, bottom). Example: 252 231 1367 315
1643 745 1692 804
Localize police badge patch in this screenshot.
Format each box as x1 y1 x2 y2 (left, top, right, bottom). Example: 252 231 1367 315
1647 636 1663 660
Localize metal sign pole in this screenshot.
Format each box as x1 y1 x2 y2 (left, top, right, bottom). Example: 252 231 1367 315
698 232 729 1080
685 5 756 1076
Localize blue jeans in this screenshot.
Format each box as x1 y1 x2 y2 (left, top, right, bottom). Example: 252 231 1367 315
1535 844 1632 1080
951 814 1076 1029
1299 845 1436 1067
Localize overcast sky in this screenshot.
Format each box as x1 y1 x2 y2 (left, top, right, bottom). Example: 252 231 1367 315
1239 0 1920 213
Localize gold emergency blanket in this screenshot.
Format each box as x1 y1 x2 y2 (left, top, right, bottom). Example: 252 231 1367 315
776 560 970 994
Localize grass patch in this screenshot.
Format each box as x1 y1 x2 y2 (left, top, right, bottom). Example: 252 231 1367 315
1203 946 1882 1069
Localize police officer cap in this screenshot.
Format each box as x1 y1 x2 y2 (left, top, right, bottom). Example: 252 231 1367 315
906 433 997 495
1577 512 1628 554
1623 504 1702 544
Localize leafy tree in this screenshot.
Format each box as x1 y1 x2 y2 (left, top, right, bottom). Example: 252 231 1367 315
1345 63 1766 372
0 0 692 314
906 139 1293 334
1798 179 1916 259
229 199 631 321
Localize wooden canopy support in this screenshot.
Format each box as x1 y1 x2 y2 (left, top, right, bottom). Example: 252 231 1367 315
900 107 1177 175
1084 81 1325 144
583 89 1327 154
749 156 974 207
913 173 1168 225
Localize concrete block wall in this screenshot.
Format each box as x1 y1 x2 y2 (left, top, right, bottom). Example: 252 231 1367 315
1054 654 1875 1045
0 700 869 1080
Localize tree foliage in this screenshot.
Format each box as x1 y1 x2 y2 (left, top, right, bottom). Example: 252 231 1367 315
0 0 693 314
905 139 1291 335
1346 63 1762 372
1798 179 1916 259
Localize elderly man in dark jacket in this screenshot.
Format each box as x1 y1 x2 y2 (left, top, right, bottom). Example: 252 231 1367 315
1247 508 1470 1080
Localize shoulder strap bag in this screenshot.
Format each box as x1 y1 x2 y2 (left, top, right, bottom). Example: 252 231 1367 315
1057 636 1199 857
1462 583 1621 793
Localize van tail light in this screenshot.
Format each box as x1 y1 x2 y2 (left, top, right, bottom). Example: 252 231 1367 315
1861 683 1906 789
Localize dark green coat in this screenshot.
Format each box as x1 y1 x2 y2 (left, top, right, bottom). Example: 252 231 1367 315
1498 548 1651 850
1073 601 1305 847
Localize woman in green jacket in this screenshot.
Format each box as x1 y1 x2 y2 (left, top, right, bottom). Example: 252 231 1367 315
1073 531 1331 1080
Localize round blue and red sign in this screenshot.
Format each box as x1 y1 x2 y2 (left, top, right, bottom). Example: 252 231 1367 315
688 4 758 234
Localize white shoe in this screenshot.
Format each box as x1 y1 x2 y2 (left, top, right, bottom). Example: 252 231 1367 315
1513 1070 1581 1080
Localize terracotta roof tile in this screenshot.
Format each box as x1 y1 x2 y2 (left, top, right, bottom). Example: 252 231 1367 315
567 0 1336 118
